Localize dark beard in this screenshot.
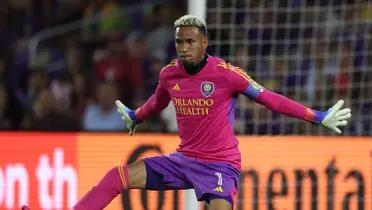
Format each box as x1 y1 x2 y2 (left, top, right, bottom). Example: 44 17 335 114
182 55 208 75
182 61 196 68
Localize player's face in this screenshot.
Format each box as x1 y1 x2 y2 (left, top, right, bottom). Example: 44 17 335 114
175 26 208 65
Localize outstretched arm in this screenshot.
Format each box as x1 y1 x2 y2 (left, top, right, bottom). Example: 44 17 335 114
219 60 351 134
244 82 351 134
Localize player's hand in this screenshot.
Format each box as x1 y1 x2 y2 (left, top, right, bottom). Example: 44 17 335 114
115 100 139 135
321 100 351 134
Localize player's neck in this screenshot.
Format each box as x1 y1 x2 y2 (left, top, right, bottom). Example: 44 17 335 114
183 54 208 75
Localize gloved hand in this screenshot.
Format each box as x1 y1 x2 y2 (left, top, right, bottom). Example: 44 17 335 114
321 100 351 134
115 100 139 135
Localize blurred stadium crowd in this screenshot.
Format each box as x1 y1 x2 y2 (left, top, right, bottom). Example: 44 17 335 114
0 0 371 135
0 0 185 132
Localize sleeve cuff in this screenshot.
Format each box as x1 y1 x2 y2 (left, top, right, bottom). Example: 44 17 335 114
133 108 143 123
304 108 327 124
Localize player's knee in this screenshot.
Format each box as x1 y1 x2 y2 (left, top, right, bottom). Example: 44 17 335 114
206 195 233 210
208 200 232 210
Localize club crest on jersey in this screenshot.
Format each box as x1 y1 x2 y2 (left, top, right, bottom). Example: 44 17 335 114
201 82 215 97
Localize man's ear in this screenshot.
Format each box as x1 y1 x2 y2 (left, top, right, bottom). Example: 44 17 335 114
202 36 208 49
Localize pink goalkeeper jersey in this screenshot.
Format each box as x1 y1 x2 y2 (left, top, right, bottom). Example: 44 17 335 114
136 55 324 170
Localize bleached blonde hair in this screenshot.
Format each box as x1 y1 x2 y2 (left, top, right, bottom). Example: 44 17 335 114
174 14 207 35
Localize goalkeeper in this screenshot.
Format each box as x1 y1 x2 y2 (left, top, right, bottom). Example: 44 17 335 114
46 15 352 210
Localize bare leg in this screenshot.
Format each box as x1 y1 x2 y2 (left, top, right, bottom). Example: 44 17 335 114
126 160 147 188
73 160 147 210
207 198 233 210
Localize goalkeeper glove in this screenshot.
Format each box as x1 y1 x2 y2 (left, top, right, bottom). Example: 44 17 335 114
321 100 351 134
115 100 140 135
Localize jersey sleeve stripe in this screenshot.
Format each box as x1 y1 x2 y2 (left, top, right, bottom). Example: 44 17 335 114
230 68 250 81
217 61 250 81
161 60 178 71
226 67 250 81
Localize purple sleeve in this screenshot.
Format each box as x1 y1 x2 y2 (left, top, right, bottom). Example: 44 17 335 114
135 72 171 121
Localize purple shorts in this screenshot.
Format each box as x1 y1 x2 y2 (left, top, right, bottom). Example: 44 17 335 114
143 152 240 205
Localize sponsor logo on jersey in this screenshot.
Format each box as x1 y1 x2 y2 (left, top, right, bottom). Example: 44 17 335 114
201 82 214 97
172 97 214 116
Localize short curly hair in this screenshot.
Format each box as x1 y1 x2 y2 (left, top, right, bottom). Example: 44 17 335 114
174 14 207 36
